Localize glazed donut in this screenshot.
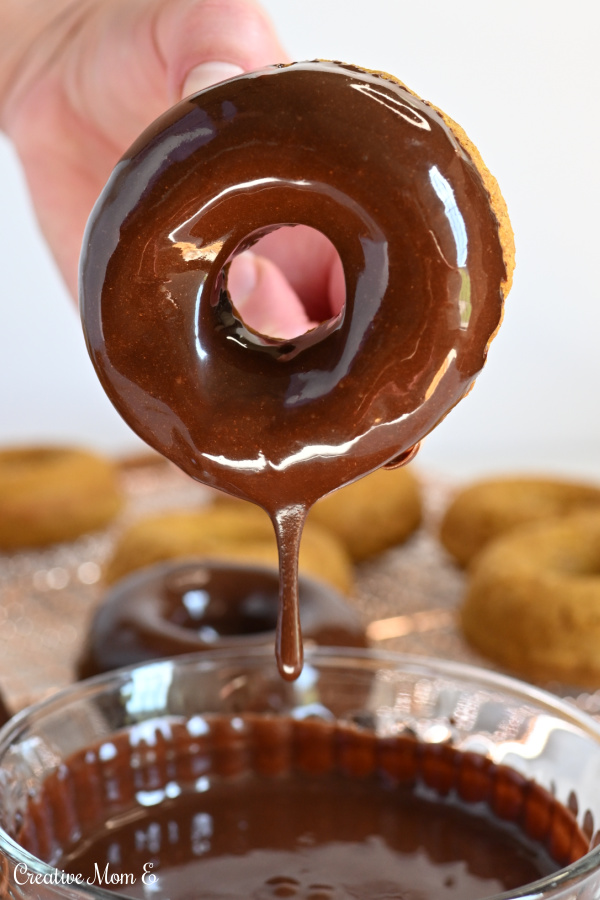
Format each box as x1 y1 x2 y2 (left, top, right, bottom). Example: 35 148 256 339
81 60 512 512
461 511 600 686
78 559 367 679
104 504 353 595
441 476 600 566
0 446 123 549
81 60 512 677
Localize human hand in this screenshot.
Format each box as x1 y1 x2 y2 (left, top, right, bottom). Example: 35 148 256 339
0 0 343 338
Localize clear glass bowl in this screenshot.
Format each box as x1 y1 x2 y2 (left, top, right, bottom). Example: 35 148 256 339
1 648 600 900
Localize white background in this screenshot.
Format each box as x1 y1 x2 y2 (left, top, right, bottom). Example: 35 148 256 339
1 0 598 480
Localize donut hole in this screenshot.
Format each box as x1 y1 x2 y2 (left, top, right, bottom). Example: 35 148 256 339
227 225 346 341
165 567 279 639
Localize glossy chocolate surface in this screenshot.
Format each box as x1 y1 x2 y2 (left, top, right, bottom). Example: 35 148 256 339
80 61 506 678
20 716 587 900
77 560 366 679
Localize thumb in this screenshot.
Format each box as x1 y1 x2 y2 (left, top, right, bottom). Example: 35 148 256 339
154 0 289 102
228 252 317 340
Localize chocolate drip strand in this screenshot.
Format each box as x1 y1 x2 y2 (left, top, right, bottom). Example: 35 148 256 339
272 504 307 679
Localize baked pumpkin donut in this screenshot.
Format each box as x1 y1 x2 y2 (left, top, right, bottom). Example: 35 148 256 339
461 511 600 686
217 466 422 562
78 559 366 679
0 446 123 549
105 505 353 595
307 466 421 561
440 476 600 566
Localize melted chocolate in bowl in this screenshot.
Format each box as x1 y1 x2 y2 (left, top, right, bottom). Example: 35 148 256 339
80 61 507 679
3 652 600 900
18 717 588 900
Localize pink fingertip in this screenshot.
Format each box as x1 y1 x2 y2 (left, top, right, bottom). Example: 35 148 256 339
182 61 244 98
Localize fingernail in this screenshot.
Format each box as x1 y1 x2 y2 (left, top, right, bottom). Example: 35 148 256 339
227 252 258 309
182 62 245 98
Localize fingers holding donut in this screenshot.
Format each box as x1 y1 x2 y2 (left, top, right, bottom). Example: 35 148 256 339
159 0 289 103
227 250 319 340
5 0 338 322
226 226 346 339
2 0 288 296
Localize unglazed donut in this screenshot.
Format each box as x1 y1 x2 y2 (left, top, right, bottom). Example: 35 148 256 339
461 511 600 686
104 504 353 595
441 476 600 566
0 446 123 549
81 61 513 677
78 559 366 679
307 466 422 561
217 466 422 562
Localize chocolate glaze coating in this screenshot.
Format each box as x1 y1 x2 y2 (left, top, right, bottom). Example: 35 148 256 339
77 560 367 679
80 61 507 678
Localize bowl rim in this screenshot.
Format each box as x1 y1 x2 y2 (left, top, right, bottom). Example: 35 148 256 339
1 646 600 900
